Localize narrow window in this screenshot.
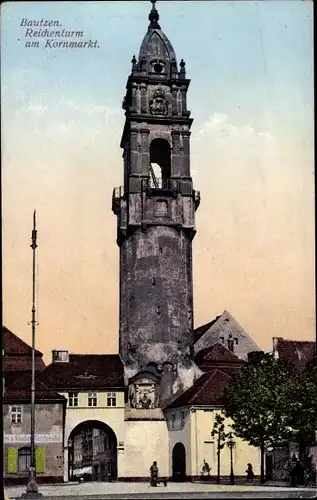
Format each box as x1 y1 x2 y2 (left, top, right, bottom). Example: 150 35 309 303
220 336 224 344
88 392 97 407
172 414 176 429
157 306 161 316
107 392 117 407
150 138 171 179
152 277 156 286
234 337 239 345
11 406 23 424
68 392 78 407
159 247 163 253
18 447 31 472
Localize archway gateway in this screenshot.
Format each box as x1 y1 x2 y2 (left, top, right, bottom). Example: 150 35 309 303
68 420 117 482
172 442 186 481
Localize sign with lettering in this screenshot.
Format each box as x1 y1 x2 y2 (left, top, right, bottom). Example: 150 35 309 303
4 433 63 444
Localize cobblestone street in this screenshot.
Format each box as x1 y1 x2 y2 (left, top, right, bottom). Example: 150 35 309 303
5 481 317 499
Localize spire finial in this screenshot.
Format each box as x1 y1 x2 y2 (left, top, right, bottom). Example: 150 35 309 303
149 0 160 28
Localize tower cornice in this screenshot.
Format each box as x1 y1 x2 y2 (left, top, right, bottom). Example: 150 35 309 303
126 76 191 88
120 116 193 148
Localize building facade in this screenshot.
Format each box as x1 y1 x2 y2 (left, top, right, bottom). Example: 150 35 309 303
3 327 66 485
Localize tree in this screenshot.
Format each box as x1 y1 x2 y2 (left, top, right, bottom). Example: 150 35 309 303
211 413 229 484
222 353 294 483
281 356 317 463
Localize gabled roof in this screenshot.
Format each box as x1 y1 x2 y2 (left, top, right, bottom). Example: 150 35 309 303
4 378 66 403
36 354 125 390
3 371 31 389
164 369 232 410
3 326 43 356
274 337 316 372
194 316 222 343
194 310 261 361
194 342 244 365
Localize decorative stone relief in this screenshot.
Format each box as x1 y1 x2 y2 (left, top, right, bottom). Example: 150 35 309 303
128 377 160 409
149 86 168 116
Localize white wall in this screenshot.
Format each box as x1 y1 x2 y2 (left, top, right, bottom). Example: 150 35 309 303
61 391 126 481
165 407 191 477
122 420 169 478
190 409 261 478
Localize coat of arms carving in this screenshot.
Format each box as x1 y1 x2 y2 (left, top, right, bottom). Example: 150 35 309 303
149 86 168 116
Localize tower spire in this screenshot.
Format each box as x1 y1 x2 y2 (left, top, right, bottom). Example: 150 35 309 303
149 0 160 28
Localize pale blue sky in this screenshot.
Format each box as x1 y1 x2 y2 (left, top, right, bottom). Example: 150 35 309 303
1 1 314 359
2 1 313 137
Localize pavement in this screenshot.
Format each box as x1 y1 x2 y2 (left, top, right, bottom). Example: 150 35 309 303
4 481 317 500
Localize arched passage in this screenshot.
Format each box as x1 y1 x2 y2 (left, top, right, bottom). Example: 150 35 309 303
172 442 186 481
68 420 117 482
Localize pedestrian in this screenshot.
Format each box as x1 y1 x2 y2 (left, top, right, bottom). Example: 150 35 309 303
150 461 159 487
290 459 304 486
246 463 254 482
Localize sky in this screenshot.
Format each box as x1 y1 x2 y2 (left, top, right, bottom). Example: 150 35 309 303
1 0 314 364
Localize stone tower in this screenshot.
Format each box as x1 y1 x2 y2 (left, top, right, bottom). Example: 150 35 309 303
112 1 200 402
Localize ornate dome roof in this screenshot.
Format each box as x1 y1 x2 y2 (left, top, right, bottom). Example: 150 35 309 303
137 1 178 76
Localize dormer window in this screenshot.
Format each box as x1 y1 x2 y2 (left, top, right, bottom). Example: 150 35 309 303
151 59 165 74
154 63 163 73
172 414 176 429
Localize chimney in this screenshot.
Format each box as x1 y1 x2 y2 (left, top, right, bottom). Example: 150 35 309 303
52 350 69 363
272 337 280 359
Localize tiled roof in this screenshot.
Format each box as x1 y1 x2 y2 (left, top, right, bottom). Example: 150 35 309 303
194 342 244 365
4 389 66 403
4 379 66 403
194 310 261 361
275 338 316 372
164 369 232 409
194 316 221 343
36 354 125 389
3 371 31 389
3 326 43 356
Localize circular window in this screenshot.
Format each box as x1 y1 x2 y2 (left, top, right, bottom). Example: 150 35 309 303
154 63 163 73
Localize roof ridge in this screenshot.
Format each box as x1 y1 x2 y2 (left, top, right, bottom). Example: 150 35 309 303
3 326 43 355
279 339 315 344
69 353 119 357
189 368 232 405
188 370 218 404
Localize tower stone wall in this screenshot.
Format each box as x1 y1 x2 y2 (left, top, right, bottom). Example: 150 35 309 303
112 1 200 404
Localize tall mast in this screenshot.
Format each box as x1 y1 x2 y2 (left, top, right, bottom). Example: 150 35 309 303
24 210 42 498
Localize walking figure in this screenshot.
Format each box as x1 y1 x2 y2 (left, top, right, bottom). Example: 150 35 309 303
246 463 254 482
150 461 159 487
290 459 305 486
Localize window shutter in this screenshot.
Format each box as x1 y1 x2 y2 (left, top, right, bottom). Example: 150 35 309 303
35 447 45 473
7 447 18 473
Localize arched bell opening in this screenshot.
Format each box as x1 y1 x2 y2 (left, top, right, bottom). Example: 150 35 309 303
149 138 171 188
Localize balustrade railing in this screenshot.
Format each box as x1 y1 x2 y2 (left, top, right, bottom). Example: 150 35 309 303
113 181 200 201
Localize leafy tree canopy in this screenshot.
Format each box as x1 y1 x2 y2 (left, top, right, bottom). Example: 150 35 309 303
222 353 298 449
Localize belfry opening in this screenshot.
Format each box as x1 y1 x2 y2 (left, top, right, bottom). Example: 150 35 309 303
150 138 171 184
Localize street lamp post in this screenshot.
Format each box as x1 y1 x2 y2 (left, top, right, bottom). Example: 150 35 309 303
227 432 235 485
22 211 42 498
